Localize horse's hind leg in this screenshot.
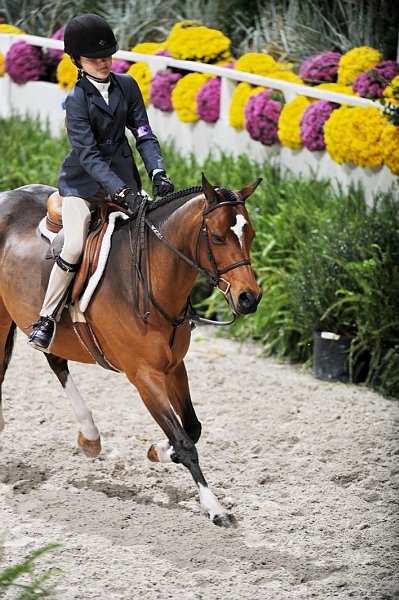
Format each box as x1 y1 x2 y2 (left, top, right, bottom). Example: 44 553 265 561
0 309 16 433
45 354 101 458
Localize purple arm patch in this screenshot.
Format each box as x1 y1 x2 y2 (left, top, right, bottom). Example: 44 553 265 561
133 124 152 139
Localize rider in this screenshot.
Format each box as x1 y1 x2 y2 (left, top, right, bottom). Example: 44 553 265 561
27 13 174 352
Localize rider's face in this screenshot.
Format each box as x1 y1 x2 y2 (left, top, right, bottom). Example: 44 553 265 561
80 55 112 79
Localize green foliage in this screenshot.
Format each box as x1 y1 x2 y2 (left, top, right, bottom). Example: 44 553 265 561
0 544 62 599
0 115 70 190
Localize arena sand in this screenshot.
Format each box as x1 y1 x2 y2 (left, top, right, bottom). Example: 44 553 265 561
0 326 398 599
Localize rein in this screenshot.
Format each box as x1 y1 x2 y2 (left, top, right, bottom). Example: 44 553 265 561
129 193 251 330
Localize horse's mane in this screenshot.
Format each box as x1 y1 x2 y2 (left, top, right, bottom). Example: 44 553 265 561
148 186 203 213
147 185 238 215
118 185 238 230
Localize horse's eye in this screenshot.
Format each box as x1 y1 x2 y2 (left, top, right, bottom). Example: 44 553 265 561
211 233 224 244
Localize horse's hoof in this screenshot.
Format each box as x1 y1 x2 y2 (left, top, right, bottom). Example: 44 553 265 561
77 431 101 458
147 444 159 462
212 514 239 528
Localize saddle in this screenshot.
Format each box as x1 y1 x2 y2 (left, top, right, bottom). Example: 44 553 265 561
42 191 130 371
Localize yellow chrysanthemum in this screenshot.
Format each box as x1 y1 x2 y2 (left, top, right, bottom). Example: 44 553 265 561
0 52 4 77
337 46 382 85
278 96 312 148
229 82 265 129
0 24 25 34
234 53 277 75
316 83 358 96
382 75 399 106
324 106 354 163
171 72 213 122
130 42 161 55
381 124 399 175
324 105 387 167
56 54 78 91
165 21 231 63
270 71 303 84
127 62 152 106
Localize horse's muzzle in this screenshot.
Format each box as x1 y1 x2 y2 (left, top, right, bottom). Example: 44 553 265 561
236 291 262 315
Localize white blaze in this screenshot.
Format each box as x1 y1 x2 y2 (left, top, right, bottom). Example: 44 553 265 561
231 214 247 249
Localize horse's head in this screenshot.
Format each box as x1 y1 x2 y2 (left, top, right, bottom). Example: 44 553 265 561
200 174 262 316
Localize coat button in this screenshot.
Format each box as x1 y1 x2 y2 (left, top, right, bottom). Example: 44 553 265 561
106 139 112 145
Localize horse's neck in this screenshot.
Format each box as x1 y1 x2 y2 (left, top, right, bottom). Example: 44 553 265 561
149 196 204 296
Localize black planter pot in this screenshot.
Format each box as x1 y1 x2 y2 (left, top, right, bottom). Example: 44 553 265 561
313 331 352 383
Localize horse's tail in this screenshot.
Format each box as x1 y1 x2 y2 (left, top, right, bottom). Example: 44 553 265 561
4 322 16 368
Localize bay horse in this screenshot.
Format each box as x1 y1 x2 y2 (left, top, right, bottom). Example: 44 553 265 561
0 174 262 527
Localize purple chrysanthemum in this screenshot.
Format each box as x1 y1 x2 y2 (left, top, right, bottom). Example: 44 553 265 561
352 60 399 99
111 59 131 73
156 49 171 57
150 70 182 111
6 40 45 84
244 89 284 146
197 78 221 123
299 100 338 151
47 26 65 61
299 51 341 84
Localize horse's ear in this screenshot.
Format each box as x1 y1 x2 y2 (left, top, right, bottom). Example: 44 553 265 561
202 172 219 207
238 178 262 201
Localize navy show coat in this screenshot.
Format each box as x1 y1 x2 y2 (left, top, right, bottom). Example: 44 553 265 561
58 72 165 199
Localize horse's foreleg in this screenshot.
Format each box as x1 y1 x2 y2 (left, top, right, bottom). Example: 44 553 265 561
165 361 202 443
133 371 237 528
45 354 101 457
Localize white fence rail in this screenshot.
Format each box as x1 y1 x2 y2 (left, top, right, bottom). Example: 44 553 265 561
0 33 396 201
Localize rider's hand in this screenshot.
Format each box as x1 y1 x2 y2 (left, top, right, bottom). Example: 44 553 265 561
113 187 139 213
152 171 174 198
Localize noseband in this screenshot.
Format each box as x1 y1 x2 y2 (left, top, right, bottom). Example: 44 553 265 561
130 195 252 329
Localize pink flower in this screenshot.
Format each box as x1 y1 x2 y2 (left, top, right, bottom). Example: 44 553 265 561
353 60 399 99
299 51 341 84
150 70 182 111
197 78 221 123
156 49 171 57
112 59 131 73
6 40 45 84
245 89 284 146
300 100 338 151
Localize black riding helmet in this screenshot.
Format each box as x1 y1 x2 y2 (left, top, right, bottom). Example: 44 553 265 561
64 14 118 58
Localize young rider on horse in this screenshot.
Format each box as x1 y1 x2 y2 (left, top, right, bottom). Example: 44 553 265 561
27 13 174 352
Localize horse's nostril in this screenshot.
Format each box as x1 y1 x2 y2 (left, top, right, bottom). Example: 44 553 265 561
238 291 256 309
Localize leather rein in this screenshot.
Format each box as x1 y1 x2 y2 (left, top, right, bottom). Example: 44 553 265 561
129 195 251 330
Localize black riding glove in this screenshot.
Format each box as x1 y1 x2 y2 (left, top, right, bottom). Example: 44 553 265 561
152 171 174 198
113 187 140 214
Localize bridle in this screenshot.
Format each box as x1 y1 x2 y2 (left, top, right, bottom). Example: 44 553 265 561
129 193 252 331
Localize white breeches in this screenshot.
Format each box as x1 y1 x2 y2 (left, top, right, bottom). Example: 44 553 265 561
40 196 91 318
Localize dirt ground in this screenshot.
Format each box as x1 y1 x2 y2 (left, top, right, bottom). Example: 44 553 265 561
0 326 398 600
